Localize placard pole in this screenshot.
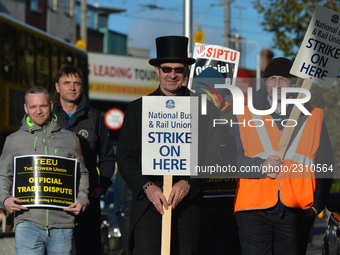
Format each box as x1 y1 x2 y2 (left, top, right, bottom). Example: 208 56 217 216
267 79 313 178
161 175 173 255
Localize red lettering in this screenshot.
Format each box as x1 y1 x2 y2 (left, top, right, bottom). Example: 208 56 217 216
110 66 115 77
94 65 98 76
98 65 103 76
103 66 109 76
127 68 132 79
118 68 123 77
206 48 213 57
230 52 237 61
224 50 230 60
90 65 132 79
197 45 206 56
217 49 223 58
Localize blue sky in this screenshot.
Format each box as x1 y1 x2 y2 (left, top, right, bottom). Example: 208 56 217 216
88 0 283 70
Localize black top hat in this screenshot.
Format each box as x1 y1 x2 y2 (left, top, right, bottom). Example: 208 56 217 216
149 36 196 66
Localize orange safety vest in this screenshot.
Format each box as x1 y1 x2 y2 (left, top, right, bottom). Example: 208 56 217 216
234 106 324 212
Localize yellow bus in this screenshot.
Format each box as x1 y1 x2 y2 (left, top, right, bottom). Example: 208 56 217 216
0 12 88 151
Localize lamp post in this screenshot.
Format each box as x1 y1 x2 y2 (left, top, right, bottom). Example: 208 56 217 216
183 0 192 57
229 37 261 90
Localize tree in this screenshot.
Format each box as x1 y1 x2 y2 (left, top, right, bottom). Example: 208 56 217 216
254 0 340 180
254 0 340 58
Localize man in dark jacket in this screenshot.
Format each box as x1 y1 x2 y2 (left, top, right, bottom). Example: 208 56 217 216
194 67 241 255
53 67 115 255
116 36 221 255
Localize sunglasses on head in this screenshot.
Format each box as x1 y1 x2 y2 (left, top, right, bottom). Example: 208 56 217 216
158 66 186 74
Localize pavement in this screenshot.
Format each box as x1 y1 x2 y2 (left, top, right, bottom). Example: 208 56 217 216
107 213 330 255
109 249 124 255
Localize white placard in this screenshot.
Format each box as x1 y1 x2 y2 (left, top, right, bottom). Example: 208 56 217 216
142 97 198 176
290 5 340 87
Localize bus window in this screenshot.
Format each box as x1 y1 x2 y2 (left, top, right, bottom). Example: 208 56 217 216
18 31 35 87
74 54 86 78
74 54 88 98
51 44 59 90
8 88 25 128
60 48 73 68
37 38 50 91
0 22 17 83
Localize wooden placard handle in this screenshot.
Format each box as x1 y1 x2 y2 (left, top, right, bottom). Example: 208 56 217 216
161 175 173 255
267 79 313 178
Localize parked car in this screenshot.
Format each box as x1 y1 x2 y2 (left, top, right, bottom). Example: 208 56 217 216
322 192 340 255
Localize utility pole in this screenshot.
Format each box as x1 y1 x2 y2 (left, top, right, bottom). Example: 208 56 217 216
183 0 192 56
224 0 231 47
80 0 87 44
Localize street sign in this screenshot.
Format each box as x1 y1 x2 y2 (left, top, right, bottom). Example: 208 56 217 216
75 39 87 50
104 108 125 130
194 29 204 43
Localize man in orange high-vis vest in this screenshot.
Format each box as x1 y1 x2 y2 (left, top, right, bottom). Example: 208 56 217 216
230 57 334 255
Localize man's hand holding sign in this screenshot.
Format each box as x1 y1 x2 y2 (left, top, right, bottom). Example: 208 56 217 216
167 179 190 209
3 197 27 214
63 200 84 215
144 181 168 215
144 178 190 214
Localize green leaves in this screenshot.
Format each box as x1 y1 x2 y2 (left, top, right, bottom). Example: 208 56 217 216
253 0 340 58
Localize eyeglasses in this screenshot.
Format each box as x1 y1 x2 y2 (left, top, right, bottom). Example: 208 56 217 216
158 66 186 74
266 77 291 86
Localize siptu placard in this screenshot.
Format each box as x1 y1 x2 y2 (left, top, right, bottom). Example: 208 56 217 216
13 155 77 209
188 43 240 90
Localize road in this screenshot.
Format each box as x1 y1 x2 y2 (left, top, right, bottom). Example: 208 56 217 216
108 213 329 255
307 214 328 255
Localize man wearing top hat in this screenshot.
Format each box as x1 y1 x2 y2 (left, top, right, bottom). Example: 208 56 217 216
116 36 221 254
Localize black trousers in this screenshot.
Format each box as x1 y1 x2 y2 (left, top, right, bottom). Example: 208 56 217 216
199 212 241 255
117 212 129 255
74 197 102 255
236 209 315 255
133 200 201 255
